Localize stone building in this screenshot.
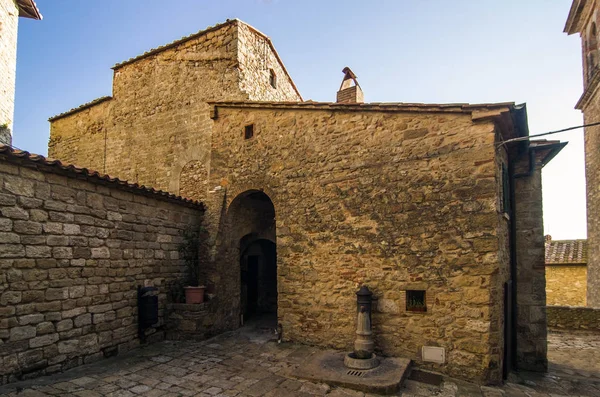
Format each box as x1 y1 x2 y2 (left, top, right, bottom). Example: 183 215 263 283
0 0 41 146
565 0 600 307
46 19 566 384
545 236 587 306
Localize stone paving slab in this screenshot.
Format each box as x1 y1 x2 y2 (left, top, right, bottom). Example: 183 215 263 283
0 327 598 396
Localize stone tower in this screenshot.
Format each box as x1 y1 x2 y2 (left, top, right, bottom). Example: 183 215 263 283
565 0 600 306
0 0 41 146
48 19 302 200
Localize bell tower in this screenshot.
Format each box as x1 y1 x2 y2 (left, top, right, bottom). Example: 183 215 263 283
565 0 600 306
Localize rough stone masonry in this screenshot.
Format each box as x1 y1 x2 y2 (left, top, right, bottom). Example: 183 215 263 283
46 19 565 384
0 146 203 384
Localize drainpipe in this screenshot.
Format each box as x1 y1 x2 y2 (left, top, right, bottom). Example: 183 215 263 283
507 145 536 374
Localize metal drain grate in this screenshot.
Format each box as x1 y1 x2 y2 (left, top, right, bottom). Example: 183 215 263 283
346 370 365 377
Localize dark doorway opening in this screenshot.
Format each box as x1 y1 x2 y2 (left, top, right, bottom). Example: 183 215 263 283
240 238 277 320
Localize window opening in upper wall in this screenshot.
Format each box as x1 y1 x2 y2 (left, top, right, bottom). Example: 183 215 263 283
269 69 277 89
244 124 254 140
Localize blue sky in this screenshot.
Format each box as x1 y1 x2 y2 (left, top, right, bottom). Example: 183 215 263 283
14 0 585 238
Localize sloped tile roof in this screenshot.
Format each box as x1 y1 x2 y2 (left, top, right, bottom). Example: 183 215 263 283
545 239 587 265
0 145 204 210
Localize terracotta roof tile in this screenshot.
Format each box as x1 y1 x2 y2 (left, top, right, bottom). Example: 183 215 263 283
0 145 204 210
545 239 587 265
48 96 112 122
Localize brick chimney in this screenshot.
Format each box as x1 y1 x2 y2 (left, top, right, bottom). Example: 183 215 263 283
336 67 364 104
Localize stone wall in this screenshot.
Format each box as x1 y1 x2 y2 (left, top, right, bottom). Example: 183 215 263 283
166 301 232 341
582 92 600 307
547 306 600 332
206 104 508 384
237 23 301 102
49 20 301 196
0 152 204 384
514 165 548 372
0 0 19 145
546 265 587 307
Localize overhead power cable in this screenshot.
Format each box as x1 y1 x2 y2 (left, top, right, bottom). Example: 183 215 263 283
497 121 600 148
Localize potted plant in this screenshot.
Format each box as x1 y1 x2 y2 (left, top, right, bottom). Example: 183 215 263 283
179 228 206 304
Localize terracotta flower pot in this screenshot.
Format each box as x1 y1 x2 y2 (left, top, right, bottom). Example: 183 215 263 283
184 286 206 304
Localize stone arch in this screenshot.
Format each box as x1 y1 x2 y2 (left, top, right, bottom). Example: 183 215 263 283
168 147 211 196
222 190 278 323
179 160 209 202
225 184 278 211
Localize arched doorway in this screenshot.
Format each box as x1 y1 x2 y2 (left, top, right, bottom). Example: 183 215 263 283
226 190 277 325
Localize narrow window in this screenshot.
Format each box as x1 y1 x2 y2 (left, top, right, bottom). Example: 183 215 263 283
406 290 427 312
269 69 277 89
244 124 254 140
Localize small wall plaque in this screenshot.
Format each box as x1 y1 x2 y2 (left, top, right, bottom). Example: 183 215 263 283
422 346 445 364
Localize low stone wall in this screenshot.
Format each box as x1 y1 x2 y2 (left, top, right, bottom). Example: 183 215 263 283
165 299 234 341
547 306 600 332
0 149 204 384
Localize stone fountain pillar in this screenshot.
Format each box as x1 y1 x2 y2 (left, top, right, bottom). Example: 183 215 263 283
344 286 380 369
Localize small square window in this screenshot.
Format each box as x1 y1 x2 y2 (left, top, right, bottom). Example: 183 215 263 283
269 69 277 89
244 124 254 140
406 290 427 312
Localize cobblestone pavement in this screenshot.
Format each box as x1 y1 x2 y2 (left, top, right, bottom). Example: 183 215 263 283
0 326 599 396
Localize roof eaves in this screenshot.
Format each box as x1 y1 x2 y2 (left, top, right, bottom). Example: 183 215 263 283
48 96 113 122
16 0 42 20
564 0 586 34
0 145 205 210
208 100 518 114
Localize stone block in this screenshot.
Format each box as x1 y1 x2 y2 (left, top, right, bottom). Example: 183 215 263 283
18 314 44 325
0 218 12 231
36 322 56 335
74 313 92 327
43 222 63 234
14 220 42 234
91 247 110 259
63 224 81 235
10 325 36 341
45 288 68 301
0 193 17 206
0 244 24 258
0 206 29 219
56 319 73 332
89 304 112 314
62 307 86 318
0 232 19 243
57 340 79 354
22 290 44 303
4 175 35 197
52 247 73 259
29 333 59 348
25 245 51 258
29 209 49 222
1 291 21 305
47 235 69 246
